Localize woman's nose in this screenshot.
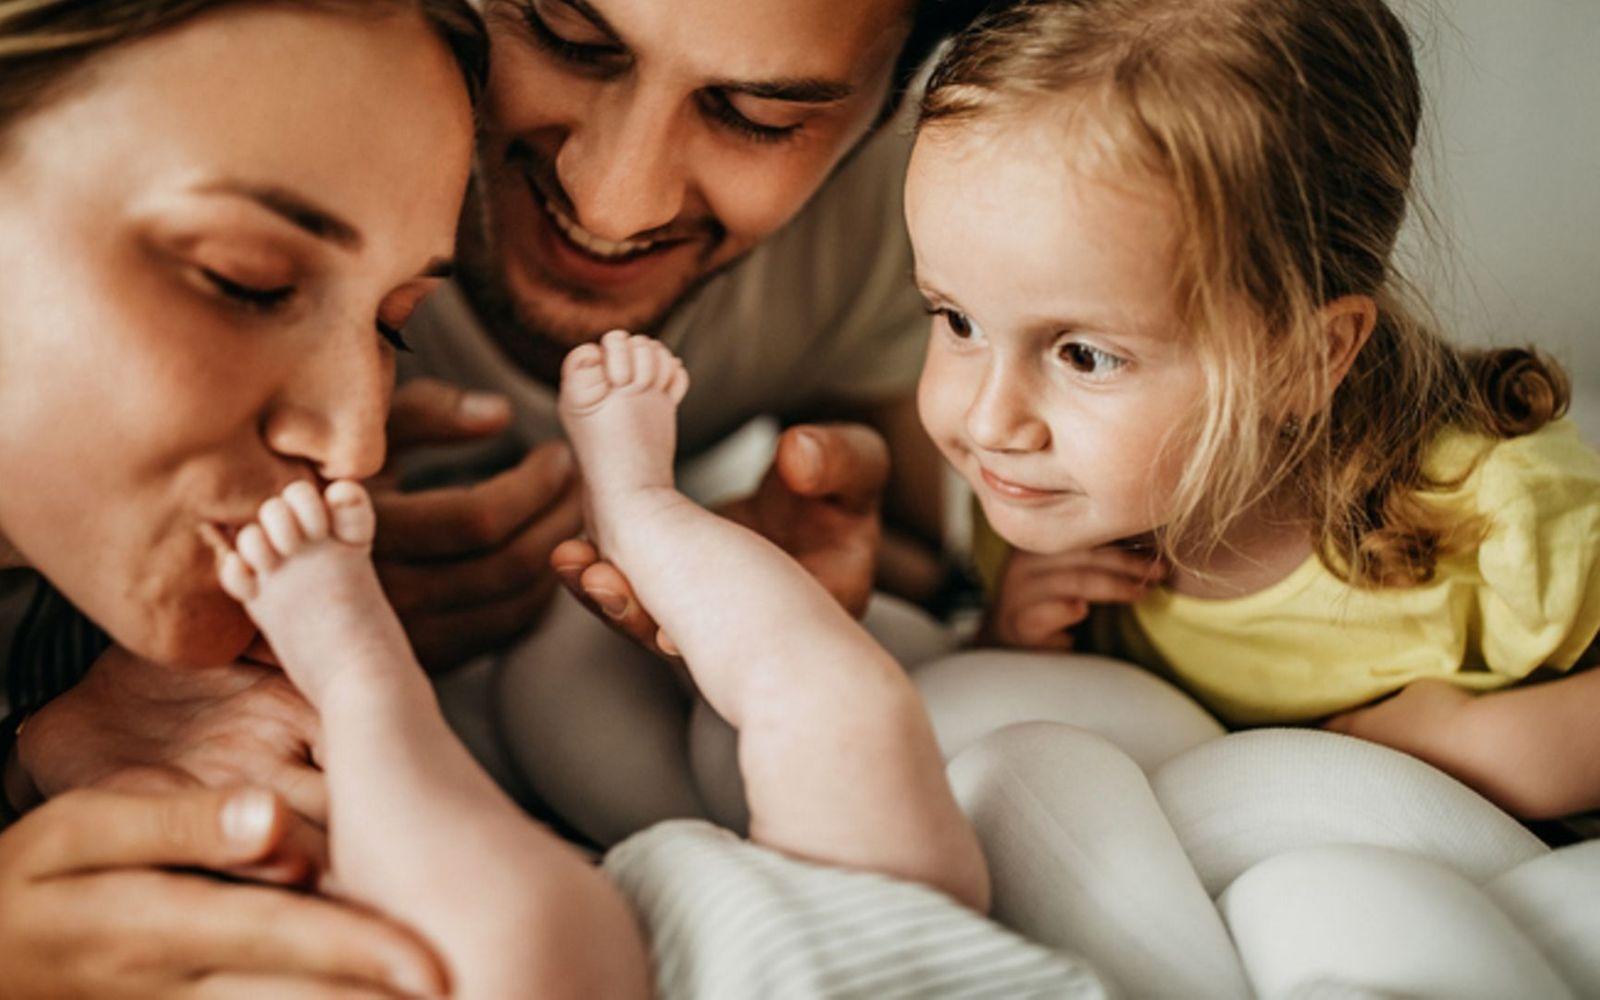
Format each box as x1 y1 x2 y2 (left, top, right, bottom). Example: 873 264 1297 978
261 326 391 481
965 365 1050 454
555 84 688 241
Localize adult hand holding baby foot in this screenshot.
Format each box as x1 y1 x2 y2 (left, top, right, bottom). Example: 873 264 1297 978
552 397 890 660
981 547 1167 651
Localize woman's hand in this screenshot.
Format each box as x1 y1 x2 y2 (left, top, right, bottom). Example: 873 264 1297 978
980 547 1166 650
552 423 888 659
0 786 445 998
17 647 330 883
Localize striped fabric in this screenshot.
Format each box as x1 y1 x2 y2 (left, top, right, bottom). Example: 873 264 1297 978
5 580 109 714
605 820 1109 1000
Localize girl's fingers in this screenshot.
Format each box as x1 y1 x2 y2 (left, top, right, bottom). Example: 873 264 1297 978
1015 545 1165 583
1007 599 1087 649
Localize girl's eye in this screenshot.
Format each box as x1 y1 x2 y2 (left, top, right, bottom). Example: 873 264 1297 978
697 90 803 145
929 306 978 341
1057 341 1126 378
519 1 627 72
203 268 293 312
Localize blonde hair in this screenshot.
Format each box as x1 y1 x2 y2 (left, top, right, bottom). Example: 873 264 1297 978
921 0 1570 587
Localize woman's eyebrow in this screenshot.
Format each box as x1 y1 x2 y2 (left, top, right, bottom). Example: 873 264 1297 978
195 179 362 250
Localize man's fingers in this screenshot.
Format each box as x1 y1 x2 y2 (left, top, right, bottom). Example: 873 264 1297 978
12 788 289 877
379 489 583 613
577 562 664 645
268 762 329 828
550 537 599 583
372 440 576 559
386 378 511 451
773 423 889 513
405 575 561 671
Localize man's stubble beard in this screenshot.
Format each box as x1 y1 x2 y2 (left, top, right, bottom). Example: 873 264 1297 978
453 172 739 388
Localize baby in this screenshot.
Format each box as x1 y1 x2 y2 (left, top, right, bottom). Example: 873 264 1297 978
206 330 987 997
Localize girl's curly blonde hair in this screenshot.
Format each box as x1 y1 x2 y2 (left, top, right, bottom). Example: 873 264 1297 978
921 0 1570 587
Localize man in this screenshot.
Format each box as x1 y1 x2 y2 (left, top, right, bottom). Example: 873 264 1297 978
369 0 989 841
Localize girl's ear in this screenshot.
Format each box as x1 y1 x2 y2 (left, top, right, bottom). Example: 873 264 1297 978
1319 294 1378 394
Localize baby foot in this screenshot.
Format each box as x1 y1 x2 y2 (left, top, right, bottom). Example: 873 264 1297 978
205 480 404 707
558 328 689 528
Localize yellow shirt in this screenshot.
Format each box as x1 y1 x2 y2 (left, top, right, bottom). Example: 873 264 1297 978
975 420 1600 726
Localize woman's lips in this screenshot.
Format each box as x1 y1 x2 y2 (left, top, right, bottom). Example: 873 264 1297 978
979 465 1070 502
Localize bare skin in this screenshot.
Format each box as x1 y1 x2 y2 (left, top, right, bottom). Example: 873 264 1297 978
207 482 650 1000
557 331 989 911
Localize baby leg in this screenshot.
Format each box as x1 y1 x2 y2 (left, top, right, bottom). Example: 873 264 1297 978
559 331 988 911
210 481 649 1000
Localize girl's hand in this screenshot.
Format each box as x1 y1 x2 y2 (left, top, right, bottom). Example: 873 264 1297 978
0 786 445 998
981 547 1166 650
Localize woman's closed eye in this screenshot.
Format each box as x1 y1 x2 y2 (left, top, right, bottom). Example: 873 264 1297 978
202 268 412 351
1056 339 1127 379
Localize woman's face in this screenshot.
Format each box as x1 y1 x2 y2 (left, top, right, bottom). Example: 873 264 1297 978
0 6 475 665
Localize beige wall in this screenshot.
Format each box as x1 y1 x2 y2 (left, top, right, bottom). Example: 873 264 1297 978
1398 0 1600 443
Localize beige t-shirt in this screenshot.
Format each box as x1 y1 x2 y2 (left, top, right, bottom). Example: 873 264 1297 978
401 119 927 459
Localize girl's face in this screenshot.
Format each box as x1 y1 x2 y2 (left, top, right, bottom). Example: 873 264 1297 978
906 115 1206 556
0 6 475 665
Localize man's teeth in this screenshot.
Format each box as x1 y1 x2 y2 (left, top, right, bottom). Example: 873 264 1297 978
542 194 657 259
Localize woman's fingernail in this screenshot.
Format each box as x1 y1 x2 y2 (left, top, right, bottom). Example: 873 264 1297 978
459 391 509 423
221 789 276 844
591 590 628 618
390 961 439 998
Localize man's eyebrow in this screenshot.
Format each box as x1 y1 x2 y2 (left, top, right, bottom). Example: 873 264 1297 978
421 257 455 279
197 180 362 250
712 77 855 104
560 0 624 44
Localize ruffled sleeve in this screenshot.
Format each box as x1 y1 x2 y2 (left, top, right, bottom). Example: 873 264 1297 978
1469 421 1600 677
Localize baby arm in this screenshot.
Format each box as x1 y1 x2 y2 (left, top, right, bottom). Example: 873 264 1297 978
1325 665 1600 818
559 332 989 912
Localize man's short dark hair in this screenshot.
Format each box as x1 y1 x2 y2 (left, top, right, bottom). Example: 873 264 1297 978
883 0 1001 121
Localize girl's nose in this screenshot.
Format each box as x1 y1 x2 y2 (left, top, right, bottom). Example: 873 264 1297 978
965 365 1050 454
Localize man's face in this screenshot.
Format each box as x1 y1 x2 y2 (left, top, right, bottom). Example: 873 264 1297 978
465 0 912 363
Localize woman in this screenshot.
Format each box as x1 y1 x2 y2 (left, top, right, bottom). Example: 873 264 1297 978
0 0 486 993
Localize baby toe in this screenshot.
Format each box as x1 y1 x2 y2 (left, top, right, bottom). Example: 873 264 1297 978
258 497 305 557
324 480 377 547
628 335 659 391
601 329 634 386
666 362 690 404
218 552 258 603
236 524 281 575
281 481 330 542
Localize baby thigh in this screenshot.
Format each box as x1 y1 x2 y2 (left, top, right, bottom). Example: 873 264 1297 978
494 589 705 847
949 721 1251 1000
689 592 959 832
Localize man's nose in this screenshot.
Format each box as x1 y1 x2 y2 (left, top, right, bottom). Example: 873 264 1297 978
555 84 689 242
965 363 1050 454
261 325 390 482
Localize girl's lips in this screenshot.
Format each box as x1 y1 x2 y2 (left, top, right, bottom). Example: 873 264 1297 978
979 465 1069 501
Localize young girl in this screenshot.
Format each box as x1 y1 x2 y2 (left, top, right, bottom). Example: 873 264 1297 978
907 0 1599 823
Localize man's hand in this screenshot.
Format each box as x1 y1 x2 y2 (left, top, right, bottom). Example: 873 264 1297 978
552 423 889 658
980 546 1166 650
373 378 583 671
0 786 445 998
17 646 330 884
